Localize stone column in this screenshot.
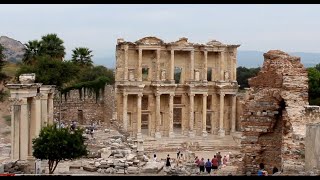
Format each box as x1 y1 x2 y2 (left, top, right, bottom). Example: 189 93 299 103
169 93 175 137
124 45 129 81
231 94 236 133
202 94 208 137
189 93 195 137
204 51 208 82
218 93 225 136
20 98 29 160
123 93 128 131
170 50 175 82
138 48 142 81
41 94 48 127
233 51 237 81
47 93 54 125
137 93 143 140
190 50 194 80
30 96 41 156
11 100 20 160
220 51 225 81
156 49 161 81
155 93 161 138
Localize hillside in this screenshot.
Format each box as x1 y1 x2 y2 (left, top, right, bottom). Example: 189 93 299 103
0 36 25 63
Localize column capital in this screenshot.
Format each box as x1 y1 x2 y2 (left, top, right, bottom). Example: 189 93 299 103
123 93 128 97
171 49 174 54
9 98 28 105
138 48 142 53
189 93 195 97
219 92 225 97
155 93 161 97
203 93 208 97
169 93 175 97
138 93 143 98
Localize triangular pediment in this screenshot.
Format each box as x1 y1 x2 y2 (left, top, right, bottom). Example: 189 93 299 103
135 36 164 45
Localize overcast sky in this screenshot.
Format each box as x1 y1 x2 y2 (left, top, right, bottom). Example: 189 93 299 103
1 4 320 67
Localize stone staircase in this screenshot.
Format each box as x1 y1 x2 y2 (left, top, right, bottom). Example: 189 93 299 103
142 132 241 153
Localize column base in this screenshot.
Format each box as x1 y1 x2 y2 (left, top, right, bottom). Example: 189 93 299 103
218 129 225 137
188 131 195 137
169 131 175 138
202 131 208 137
155 132 162 139
231 129 236 133
137 132 143 141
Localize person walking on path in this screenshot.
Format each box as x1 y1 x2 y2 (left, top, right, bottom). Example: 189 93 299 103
216 152 222 167
211 155 219 171
166 154 171 167
199 158 205 173
205 159 212 174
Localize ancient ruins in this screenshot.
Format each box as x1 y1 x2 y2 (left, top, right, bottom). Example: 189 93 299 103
2 38 320 176
241 50 309 174
115 37 240 140
5 73 55 161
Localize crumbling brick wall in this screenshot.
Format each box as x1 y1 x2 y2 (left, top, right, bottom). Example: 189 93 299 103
53 85 115 125
241 50 308 174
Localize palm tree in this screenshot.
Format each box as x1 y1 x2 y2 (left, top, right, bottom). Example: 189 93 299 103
22 40 41 65
39 34 66 60
71 47 93 67
0 44 6 70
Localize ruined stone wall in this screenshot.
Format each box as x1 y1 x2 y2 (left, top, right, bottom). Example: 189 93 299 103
241 50 308 175
53 85 115 125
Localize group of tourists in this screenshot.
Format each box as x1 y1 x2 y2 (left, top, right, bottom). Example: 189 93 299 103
194 152 228 174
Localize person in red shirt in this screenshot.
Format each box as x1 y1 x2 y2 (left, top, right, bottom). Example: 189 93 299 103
211 155 219 171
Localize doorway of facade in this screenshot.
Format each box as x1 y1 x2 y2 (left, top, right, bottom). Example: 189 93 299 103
141 113 149 136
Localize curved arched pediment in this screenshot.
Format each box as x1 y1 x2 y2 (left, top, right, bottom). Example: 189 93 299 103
206 40 224 46
135 36 164 45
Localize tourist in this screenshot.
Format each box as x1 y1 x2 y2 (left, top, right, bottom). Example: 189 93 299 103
205 159 212 174
166 154 171 167
153 154 157 162
257 163 268 176
70 120 76 131
195 156 199 165
177 150 180 159
199 158 205 173
60 122 65 128
223 155 228 165
211 155 218 171
272 166 279 174
216 152 222 167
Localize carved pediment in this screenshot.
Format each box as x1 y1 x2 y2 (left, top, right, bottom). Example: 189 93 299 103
171 37 192 46
135 36 164 45
206 40 224 46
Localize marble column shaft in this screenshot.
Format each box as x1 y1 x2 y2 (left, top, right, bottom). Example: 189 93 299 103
123 93 128 131
231 94 237 132
202 94 208 137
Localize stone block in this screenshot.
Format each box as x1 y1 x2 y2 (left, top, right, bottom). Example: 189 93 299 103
83 166 98 172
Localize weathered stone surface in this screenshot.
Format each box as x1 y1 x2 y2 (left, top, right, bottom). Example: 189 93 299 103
141 161 164 173
305 123 320 171
241 50 308 175
83 166 98 172
127 166 139 174
53 85 115 125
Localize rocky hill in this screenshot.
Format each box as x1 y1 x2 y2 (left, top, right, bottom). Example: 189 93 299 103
0 36 25 63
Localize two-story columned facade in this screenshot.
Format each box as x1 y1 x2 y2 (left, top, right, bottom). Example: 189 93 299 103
115 37 240 140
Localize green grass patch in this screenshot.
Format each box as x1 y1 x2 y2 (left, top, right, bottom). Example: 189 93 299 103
3 115 11 125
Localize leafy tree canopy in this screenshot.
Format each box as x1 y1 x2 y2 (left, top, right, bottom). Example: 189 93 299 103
32 124 88 174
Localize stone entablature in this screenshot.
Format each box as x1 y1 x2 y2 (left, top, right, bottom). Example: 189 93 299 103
115 37 240 140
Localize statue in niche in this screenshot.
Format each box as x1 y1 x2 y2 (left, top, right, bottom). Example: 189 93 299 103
129 69 135 81
161 69 166 81
194 70 200 81
224 71 230 81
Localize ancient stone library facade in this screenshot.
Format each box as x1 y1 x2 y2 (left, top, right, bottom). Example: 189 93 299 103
114 37 240 139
